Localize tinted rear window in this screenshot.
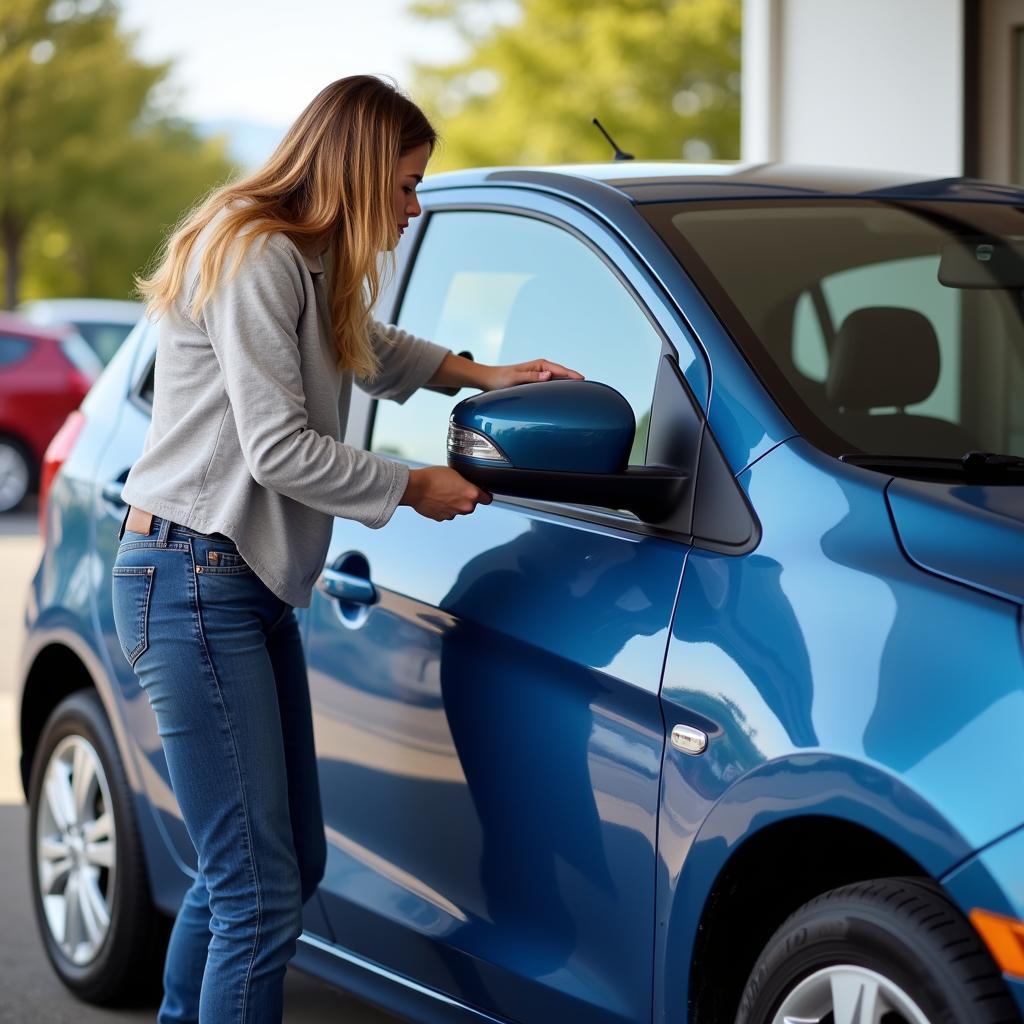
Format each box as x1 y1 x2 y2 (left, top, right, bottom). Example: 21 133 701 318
73 321 137 365
0 336 33 368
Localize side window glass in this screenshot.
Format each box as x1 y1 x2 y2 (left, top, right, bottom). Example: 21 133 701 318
1012 350 1024 452
371 211 663 471
0 336 33 368
127 322 158 411
821 255 961 422
138 359 155 408
791 291 828 383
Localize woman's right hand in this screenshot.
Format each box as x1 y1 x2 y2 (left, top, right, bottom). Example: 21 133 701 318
400 466 492 521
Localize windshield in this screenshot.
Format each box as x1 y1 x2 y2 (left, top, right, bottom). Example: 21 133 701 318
73 320 137 365
59 332 103 381
642 199 1024 465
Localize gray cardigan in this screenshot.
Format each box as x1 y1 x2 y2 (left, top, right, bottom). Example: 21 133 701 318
121 218 450 608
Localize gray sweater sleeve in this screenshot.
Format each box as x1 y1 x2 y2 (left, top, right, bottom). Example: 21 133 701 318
361 321 451 402
196 235 410 529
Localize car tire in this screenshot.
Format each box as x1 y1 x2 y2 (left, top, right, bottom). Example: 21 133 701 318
27 689 171 1006
735 876 1020 1024
0 433 33 513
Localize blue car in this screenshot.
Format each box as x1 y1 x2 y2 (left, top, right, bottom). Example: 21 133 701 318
17 162 1024 1024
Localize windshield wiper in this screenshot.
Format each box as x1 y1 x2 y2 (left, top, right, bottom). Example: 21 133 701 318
960 450 1024 471
840 451 1024 481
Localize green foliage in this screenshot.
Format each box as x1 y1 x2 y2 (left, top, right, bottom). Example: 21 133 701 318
0 0 234 305
409 0 741 171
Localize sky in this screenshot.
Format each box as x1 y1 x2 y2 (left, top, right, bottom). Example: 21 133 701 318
118 0 465 130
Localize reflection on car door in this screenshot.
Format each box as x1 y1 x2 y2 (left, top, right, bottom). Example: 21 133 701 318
304 202 691 1023
307 506 685 1024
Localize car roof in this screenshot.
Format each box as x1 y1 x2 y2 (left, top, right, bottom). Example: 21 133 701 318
421 160 1024 206
18 298 145 325
0 312 74 341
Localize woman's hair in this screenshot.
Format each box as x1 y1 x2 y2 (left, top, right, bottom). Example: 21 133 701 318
136 75 437 380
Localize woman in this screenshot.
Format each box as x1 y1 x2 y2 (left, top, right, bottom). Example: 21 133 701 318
111 74 580 1024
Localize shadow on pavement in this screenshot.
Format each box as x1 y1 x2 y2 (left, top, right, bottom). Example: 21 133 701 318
1 495 41 538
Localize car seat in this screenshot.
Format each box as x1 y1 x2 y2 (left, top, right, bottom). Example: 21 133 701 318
824 306 978 457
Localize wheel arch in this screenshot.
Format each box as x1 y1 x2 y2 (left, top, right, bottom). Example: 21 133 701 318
19 626 191 924
18 628 139 800
656 753 976 1024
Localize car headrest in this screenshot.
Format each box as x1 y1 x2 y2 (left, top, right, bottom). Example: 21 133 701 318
826 307 940 411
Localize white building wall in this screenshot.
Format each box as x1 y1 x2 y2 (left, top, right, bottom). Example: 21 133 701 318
742 0 964 176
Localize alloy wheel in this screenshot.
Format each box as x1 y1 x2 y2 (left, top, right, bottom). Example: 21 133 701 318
772 963 932 1024
35 734 117 966
0 439 30 511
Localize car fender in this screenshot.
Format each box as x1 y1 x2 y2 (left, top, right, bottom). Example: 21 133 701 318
654 751 974 1023
18 617 194 907
18 616 142 796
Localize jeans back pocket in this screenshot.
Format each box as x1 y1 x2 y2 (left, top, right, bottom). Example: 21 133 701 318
111 565 156 666
200 546 254 574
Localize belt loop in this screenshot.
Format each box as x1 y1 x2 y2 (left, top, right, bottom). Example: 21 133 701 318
117 506 129 542
156 515 172 548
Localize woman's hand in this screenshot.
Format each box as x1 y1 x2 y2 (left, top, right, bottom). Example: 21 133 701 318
481 359 584 391
400 466 492 522
426 352 584 392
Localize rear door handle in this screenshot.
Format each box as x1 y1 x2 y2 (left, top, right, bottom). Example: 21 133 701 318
317 568 377 605
101 472 130 508
102 481 125 504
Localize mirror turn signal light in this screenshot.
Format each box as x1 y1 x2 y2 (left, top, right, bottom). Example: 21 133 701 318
970 908 1024 977
447 423 509 463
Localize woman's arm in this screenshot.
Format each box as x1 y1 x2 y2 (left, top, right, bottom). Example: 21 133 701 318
427 351 584 391
200 239 414 528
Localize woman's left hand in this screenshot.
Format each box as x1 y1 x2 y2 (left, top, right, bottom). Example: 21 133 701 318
483 359 584 391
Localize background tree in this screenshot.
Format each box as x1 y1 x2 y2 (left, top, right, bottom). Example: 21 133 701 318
410 0 741 171
0 0 233 306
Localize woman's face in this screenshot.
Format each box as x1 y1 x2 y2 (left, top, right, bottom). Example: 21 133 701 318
390 142 430 247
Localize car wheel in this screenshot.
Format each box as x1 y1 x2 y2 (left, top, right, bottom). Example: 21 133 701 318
27 690 170 1006
736 876 1020 1024
0 435 32 512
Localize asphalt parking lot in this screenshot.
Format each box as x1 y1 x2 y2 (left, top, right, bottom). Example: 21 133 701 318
0 498 399 1022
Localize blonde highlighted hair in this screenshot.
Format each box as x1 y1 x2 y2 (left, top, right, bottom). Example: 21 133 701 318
136 75 437 381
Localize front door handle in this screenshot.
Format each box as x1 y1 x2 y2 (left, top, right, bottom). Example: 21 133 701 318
317 568 377 605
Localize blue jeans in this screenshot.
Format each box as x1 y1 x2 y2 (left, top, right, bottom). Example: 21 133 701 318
111 512 326 1023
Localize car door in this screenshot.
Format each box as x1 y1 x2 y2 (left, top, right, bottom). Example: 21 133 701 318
304 191 707 1024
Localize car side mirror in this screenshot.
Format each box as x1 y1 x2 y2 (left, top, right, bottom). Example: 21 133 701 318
446 379 689 522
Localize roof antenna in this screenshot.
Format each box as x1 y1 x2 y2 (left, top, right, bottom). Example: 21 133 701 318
592 118 634 161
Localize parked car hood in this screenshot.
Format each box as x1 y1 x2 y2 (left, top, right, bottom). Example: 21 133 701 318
886 479 1024 604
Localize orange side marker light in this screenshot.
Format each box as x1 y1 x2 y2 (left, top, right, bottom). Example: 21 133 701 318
970 908 1024 978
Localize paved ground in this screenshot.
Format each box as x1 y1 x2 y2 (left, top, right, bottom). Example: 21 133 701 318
0 498 399 1022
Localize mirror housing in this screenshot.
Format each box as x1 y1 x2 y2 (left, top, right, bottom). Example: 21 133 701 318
447 379 689 522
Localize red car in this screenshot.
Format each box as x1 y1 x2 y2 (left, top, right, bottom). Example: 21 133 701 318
0 313 101 513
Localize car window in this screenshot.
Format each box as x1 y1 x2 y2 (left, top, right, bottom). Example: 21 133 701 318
791 292 828 383
60 333 104 379
792 255 961 423
0 336 33 369
74 321 136 366
646 200 1024 460
371 210 663 468
138 359 155 408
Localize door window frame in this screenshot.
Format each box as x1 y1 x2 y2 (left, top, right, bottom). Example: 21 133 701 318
363 196 705 542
